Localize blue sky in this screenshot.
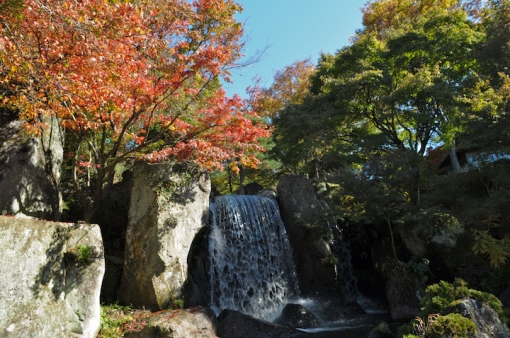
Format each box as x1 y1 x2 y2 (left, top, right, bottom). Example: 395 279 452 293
223 0 368 98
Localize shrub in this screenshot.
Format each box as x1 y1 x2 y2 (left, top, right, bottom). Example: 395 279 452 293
426 313 476 338
421 279 504 318
400 279 506 337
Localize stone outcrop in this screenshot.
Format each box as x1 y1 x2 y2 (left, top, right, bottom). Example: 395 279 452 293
126 307 218 338
0 109 63 220
0 216 104 338
455 298 510 338
118 160 211 310
277 175 340 295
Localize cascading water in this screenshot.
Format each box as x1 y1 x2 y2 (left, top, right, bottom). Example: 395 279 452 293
330 223 361 302
208 195 299 320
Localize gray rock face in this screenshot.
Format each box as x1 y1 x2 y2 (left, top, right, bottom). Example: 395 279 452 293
0 110 63 220
118 160 211 310
0 216 105 338
455 298 510 338
277 175 339 295
126 307 218 338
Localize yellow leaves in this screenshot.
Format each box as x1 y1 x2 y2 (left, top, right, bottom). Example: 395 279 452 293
472 215 510 268
472 230 510 268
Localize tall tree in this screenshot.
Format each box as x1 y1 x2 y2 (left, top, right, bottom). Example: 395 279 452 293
248 57 315 119
213 57 316 192
247 58 316 177
360 0 482 40
0 0 269 221
463 0 510 152
276 6 497 205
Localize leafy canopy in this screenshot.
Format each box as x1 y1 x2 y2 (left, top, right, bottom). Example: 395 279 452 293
0 0 269 221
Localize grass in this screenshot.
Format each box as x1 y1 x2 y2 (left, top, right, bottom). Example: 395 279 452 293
98 303 151 338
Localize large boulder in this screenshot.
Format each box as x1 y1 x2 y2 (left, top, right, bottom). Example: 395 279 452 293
385 276 421 321
273 303 320 329
0 110 63 220
118 160 211 310
126 307 218 338
217 309 305 338
454 298 510 338
0 216 104 338
276 175 340 295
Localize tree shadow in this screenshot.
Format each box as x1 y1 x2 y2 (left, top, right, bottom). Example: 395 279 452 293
31 227 70 300
0 108 61 220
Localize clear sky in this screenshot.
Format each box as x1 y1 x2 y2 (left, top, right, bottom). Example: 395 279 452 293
223 0 368 98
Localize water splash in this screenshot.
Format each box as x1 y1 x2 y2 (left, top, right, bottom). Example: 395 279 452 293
208 195 299 320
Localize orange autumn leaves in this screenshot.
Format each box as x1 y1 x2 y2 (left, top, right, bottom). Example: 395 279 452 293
0 0 269 171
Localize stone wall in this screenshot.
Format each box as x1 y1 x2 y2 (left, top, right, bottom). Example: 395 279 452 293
0 216 104 338
118 160 211 310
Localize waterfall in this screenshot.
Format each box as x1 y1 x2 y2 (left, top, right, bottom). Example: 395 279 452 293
330 223 361 302
208 195 299 320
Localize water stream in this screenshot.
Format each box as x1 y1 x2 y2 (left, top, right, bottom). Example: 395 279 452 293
208 195 299 320
207 194 388 335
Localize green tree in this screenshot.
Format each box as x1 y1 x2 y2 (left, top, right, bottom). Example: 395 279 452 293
462 0 510 152
275 6 498 205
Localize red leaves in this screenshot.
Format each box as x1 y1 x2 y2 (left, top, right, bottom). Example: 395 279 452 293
1 0 269 211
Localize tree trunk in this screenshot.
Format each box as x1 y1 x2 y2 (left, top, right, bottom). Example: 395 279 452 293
238 165 245 195
408 165 421 207
449 141 462 172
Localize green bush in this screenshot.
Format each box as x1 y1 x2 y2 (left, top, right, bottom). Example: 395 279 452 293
427 313 476 338
400 279 506 337
99 304 133 338
422 279 503 318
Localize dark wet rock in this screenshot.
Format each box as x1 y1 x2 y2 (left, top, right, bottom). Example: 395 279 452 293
243 182 264 195
217 309 306 338
273 303 320 328
385 277 421 321
365 320 392 338
277 175 340 296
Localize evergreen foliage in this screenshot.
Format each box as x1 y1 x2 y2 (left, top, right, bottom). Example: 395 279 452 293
400 279 504 338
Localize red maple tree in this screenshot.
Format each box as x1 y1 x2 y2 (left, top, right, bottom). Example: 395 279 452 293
0 0 269 221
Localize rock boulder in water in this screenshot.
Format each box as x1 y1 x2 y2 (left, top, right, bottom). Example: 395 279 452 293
217 309 305 338
273 303 320 328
